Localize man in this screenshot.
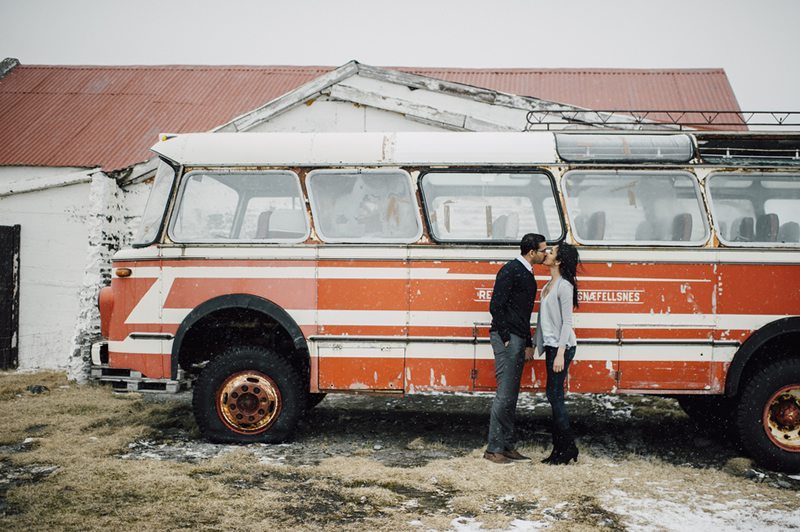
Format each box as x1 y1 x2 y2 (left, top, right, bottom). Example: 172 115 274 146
484 233 548 464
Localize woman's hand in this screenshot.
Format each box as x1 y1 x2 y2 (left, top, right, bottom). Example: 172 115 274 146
553 346 566 372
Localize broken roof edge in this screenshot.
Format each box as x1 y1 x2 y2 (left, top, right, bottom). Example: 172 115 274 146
215 61 361 132
214 60 600 134
0 166 103 197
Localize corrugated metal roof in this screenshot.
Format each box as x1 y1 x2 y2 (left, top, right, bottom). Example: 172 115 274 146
407 67 742 111
0 64 741 170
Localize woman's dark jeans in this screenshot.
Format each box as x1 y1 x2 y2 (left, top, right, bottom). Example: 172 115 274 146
545 345 577 432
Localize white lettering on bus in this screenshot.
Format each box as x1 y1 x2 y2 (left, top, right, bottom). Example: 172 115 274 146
474 287 493 302
578 289 643 304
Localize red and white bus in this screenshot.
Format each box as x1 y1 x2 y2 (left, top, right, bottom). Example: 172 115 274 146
94 131 800 471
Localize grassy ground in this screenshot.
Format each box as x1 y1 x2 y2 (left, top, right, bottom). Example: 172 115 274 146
1 371 799 531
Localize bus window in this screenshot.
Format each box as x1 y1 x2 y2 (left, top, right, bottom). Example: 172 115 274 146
708 173 800 246
420 172 562 242
169 171 309 243
133 160 175 246
307 169 422 243
562 170 709 245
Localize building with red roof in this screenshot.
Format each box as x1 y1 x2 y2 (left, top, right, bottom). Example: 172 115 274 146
0 59 745 374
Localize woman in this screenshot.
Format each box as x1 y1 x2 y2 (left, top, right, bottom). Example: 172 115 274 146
531 242 581 465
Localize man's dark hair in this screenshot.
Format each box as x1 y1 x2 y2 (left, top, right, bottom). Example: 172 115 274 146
520 233 546 255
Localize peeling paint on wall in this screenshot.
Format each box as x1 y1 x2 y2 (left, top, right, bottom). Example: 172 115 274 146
68 172 126 382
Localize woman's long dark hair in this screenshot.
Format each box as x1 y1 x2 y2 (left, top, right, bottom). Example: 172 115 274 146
557 242 581 308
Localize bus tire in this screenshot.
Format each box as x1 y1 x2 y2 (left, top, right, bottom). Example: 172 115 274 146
192 346 304 444
735 358 800 473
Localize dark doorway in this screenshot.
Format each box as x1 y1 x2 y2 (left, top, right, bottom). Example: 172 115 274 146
0 225 20 369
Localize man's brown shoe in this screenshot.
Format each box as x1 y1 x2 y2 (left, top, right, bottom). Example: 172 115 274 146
502 449 531 462
483 451 514 465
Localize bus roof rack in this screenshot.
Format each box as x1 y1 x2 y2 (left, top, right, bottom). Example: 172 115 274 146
524 109 800 131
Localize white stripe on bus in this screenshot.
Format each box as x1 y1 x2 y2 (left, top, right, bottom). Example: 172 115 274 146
109 338 737 363
129 265 715 283
116 246 800 264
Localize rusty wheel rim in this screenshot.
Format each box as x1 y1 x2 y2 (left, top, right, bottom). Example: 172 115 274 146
763 385 800 452
216 371 281 435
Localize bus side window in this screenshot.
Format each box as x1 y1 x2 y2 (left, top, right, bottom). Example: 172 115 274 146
307 169 422 243
171 173 239 241
562 170 709 246
420 171 563 243
708 173 800 246
170 171 308 243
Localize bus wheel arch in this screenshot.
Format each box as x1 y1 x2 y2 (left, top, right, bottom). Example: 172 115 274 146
171 293 309 383
725 317 800 397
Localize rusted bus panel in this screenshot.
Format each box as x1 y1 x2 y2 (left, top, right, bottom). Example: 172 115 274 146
110 352 170 379
568 359 619 393
711 361 728 394
103 248 798 391
164 278 315 309
404 357 473 393
618 360 715 390
715 263 800 342
317 348 404 392
107 276 162 341
317 259 409 337
575 261 717 316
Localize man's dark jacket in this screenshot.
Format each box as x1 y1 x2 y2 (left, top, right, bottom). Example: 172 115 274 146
489 258 537 347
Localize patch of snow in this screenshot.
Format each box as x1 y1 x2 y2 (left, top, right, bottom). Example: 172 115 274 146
450 516 552 531
588 394 634 419
606 489 800 531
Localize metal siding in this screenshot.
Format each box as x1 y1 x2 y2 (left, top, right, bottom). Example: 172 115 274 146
0 65 741 170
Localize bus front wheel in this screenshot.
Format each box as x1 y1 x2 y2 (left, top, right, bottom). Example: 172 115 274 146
736 358 800 473
193 346 304 444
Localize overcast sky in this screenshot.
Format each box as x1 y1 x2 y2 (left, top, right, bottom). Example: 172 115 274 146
1 0 798 112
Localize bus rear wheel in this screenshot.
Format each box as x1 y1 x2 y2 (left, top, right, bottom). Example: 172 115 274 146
736 358 800 473
193 346 304 444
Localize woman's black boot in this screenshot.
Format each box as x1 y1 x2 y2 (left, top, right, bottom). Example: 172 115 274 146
548 429 578 465
541 427 562 464
540 448 558 464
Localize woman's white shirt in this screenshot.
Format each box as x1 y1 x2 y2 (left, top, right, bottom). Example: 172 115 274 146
534 277 577 353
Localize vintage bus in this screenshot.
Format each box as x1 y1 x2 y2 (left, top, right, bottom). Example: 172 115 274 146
93 131 800 471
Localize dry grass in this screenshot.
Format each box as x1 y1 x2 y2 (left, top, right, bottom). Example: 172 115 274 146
1 371 798 531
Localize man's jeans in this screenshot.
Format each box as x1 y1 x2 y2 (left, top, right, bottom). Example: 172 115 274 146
545 345 577 432
487 331 526 453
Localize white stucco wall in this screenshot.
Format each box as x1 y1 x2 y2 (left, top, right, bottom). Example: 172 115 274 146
0 179 93 369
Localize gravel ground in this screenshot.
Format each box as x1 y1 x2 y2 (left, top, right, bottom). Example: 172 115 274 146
4 379 800 531
128 391 747 470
